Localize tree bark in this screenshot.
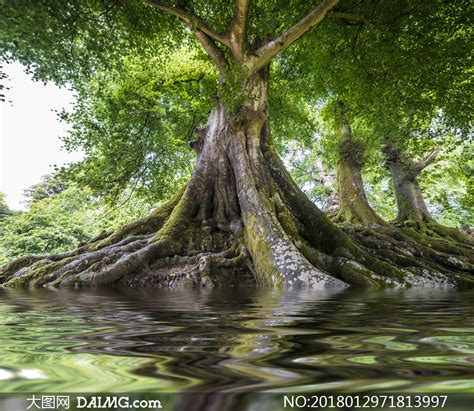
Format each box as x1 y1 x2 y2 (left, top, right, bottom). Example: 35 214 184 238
383 143 473 248
333 102 385 225
383 143 433 224
336 139 386 225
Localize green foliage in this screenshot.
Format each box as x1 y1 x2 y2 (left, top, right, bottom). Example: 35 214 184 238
0 178 154 264
58 47 216 202
23 174 68 205
363 162 398 222
0 0 183 87
0 192 11 221
0 186 93 263
285 140 338 210
418 142 474 227
286 0 472 137
269 63 317 151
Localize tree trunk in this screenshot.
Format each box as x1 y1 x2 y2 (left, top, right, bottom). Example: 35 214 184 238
333 102 385 225
336 139 386 225
383 143 433 225
1 73 473 289
392 167 431 223
383 143 473 248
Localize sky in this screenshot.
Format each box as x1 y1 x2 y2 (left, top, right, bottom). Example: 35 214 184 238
0 62 82 210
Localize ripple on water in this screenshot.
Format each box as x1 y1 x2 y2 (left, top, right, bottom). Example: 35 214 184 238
0 288 473 394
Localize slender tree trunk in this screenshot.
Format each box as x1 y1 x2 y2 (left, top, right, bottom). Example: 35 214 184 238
334 102 385 225
383 143 433 224
382 142 473 247
390 164 432 223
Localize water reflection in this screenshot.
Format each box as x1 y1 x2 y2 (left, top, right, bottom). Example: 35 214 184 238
0 288 473 400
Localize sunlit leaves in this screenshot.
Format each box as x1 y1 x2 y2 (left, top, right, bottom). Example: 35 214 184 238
58 47 216 202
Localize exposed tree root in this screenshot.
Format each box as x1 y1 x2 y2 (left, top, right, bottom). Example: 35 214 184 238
0 187 184 284
1 185 472 289
389 217 474 254
344 225 474 287
0 196 252 289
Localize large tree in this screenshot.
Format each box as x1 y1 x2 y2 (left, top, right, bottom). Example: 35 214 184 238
0 0 473 288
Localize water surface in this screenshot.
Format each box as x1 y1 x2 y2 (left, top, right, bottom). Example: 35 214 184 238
0 288 473 408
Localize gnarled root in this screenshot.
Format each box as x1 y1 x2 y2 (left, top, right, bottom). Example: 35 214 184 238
0 195 255 288
391 216 474 247
344 225 474 287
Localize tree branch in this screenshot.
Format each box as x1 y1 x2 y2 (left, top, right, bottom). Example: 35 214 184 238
415 148 442 174
327 12 369 25
248 0 340 72
229 0 250 60
145 0 229 78
195 30 229 79
146 0 229 46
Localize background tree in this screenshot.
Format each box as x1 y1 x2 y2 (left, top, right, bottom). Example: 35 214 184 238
281 0 472 225
331 101 385 225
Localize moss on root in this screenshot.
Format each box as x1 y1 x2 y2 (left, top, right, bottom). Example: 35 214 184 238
243 213 283 286
83 186 185 253
4 257 76 288
343 224 474 287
